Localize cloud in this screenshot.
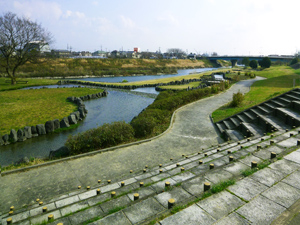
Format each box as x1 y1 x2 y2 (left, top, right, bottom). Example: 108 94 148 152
63 10 85 19
120 15 136 29
92 1 99 6
13 0 62 20
157 12 178 25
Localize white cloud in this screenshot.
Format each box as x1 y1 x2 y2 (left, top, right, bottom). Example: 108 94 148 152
63 10 85 19
13 0 62 20
120 15 136 29
92 1 99 6
157 12 178 25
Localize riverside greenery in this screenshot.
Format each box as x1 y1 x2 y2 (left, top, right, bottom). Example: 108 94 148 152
65 81 230 154
212 66 300 122
0 58 214 78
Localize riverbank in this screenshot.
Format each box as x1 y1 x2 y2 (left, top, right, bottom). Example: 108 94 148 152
0 58 219 78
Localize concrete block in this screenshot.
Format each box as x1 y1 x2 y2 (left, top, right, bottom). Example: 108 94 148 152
123 197 165 224
68 205 104 224
213 212 250 225
1 211 29 224
171 171 195 183
239 155 262 167
89 211 131 225
117 178 137 187
29 203 56 217
250 167 286 187
159 204 216 225
197 191 245 220
87 193 110 206
262 182 300 208
182 176 210 196
151 173 170 182
204 169 234 184
134 172 153 180
100 195 131 214
284 150 300 164
55 195 80 208
60 201 89 216
277 137 299 148
268 159 300 175
100 183 120 193
223 162 250 176
78 189 97 201
127 187 155 201
282 170 300 189
154 187 192 208
151 178 177 193
228 177 268 201
190 164 209 175
30 210 61 225
236 195 285 225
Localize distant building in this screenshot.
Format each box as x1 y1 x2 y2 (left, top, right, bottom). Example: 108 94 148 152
80 51 92 57
134 47 140 53
187 53 196 59
92 50 107 58
51 49 71 58
27 41 51 54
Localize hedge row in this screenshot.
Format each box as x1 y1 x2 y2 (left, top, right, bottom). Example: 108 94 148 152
65 81 230 154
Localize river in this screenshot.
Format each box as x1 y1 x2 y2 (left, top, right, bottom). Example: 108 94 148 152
0 68 217 166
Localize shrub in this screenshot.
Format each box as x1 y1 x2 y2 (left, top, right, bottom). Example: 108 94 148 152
249 60 258 69
130 116 157 138
65 121 134 154
230 91 244 107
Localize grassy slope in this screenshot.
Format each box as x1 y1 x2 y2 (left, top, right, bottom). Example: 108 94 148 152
0 87 103 134
1 58 214 78
212 66 300 122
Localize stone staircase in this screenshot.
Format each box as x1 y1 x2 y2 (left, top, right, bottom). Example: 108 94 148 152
2 127 300 225
215 88 300 141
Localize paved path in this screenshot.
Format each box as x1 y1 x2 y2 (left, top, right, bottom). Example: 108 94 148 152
0 77 263 213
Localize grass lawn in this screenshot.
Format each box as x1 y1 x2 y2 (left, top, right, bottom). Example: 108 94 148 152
212 66 300 122
0 78 59 91
158 81 202 90
0 87 103 135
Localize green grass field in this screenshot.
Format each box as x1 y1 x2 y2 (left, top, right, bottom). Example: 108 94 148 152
212 66 300 122
0 87 103 135
0 78 58 91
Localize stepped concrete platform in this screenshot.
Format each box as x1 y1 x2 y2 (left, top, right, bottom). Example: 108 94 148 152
216 87 300 141
1 129 300 225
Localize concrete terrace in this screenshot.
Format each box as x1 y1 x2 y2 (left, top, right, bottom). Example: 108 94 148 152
4 76 300 224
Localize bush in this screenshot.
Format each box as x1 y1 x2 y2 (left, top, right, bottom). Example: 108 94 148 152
130 116 157 138
131 82 230 138
249 60 258 69
230 91 244 107
65 121 134 154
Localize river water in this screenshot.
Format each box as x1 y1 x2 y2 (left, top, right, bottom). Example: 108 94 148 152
0 68 216 166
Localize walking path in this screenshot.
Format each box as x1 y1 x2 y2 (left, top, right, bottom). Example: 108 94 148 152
0 77 263 217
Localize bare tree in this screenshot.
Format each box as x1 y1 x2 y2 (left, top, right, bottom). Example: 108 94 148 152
0 12 53 84
166 48 186 59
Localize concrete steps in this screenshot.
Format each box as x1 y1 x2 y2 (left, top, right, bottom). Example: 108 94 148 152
2 129 300 225
215 88 300 142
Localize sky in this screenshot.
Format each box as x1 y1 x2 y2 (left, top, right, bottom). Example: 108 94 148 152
0 0 299 56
